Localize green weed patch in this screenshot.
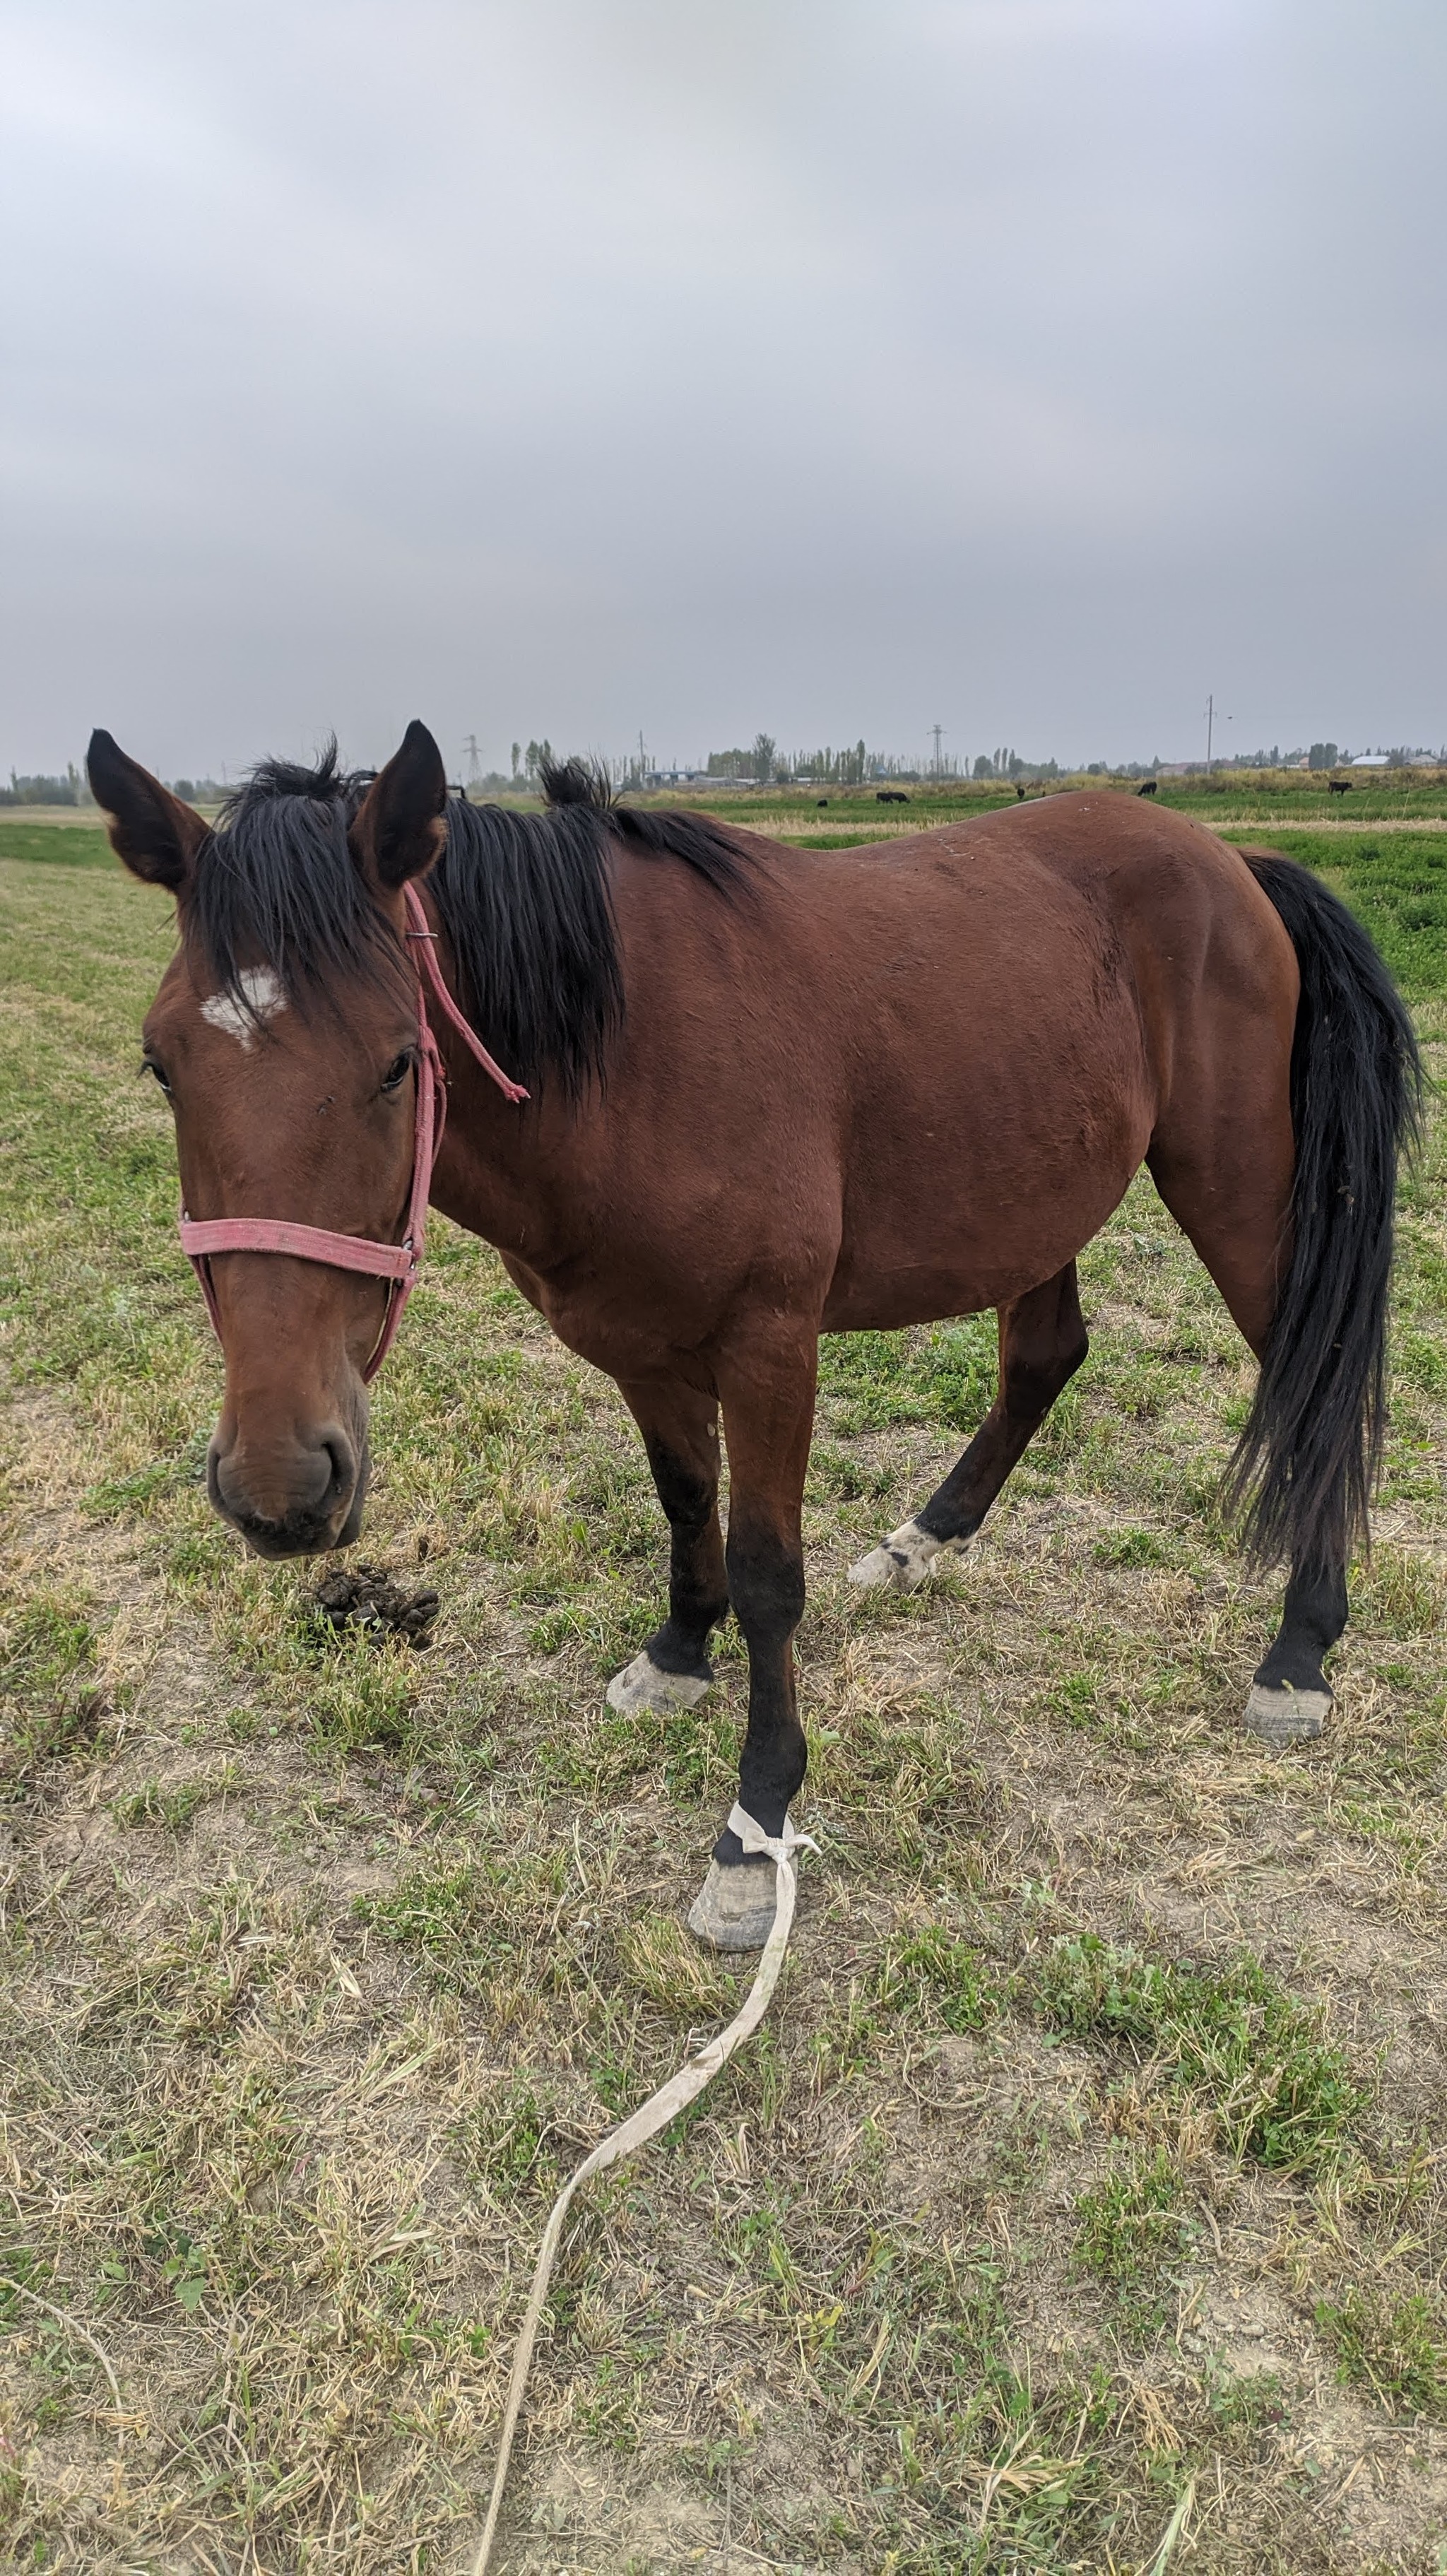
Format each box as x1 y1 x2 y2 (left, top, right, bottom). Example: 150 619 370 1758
358 1845 586 2008
817 1316 995 1433
1315 2284 1447 2418
0 1593 104 1787
872 1924 1005 2032
1072 2145 1193 2341
111 1776 217 1833
1034 1935 1365 2171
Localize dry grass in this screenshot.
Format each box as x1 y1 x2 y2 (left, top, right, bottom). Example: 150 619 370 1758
4 856 1447 2572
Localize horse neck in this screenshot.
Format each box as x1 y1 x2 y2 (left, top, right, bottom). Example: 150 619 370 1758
427 1043 598 1270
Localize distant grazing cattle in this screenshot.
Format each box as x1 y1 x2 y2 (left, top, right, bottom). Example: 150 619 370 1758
1138 779 1159 797
876 789 910 804
1328 777 1352 796
817 798 829 808
1015 784 1027 800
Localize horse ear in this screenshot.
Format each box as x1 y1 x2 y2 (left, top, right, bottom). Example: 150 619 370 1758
87 731 207 892
350 721 447 892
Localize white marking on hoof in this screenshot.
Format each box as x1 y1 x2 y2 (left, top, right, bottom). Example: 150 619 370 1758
847 1519 964 1593
687 1856 777 1952
201 967 286 1049
1244 1682 1330 1747
605 1649 712 1717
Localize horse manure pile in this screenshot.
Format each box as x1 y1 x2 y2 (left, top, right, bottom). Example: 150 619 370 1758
312 1559 439 1644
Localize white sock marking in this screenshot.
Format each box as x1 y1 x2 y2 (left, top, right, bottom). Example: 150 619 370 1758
848 1519 966 1593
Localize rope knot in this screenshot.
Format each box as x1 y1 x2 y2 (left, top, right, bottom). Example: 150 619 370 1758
726 1802 822 1864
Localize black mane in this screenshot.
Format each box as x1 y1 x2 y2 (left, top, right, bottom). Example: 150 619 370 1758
188 741 406 1018
186 745 752 1085
430 757 751 1095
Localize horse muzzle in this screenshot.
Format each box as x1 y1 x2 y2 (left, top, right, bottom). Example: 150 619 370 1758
208 1423 370 1558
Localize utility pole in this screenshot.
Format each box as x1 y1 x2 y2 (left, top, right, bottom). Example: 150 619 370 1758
1205 695 1214 770
463 733 483 794
930 723 945 778
637 728 647 783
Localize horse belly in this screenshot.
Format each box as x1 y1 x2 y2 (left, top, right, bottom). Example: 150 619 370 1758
822 987 1152 1330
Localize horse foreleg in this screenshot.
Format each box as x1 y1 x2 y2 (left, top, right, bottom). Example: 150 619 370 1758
849 1264 1089 1590
687 1335 816 1952
608 1374 729 1716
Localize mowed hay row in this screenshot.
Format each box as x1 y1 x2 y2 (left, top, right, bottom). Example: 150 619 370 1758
2 851 1447 2575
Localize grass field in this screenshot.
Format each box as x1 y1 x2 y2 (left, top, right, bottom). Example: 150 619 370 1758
4 797 1447 2572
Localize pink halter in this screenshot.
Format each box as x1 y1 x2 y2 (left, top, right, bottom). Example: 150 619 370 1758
178 883 527 1381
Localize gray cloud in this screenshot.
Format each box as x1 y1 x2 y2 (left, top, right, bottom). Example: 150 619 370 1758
3 0 1443 776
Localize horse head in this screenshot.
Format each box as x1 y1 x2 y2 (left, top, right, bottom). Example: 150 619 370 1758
88 721 447 1556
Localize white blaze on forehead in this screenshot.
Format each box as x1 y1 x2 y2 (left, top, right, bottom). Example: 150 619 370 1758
200 967 287 1049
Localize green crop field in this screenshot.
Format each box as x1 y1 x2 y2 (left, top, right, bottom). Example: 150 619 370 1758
0 820 116 868
4 796 1447 2572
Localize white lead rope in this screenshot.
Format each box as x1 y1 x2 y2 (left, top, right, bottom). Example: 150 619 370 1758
468 1806 819 2576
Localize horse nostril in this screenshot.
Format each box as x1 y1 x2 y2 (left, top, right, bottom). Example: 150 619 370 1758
319 1430 355 1506
293 1434 343 1516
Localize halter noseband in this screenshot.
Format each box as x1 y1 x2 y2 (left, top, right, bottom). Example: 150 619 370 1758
177 883 528 1383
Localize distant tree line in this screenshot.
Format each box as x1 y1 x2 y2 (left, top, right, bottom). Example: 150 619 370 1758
468 733 1446 794
1 764 86 805
1 766 235 808
704 735 957 784
1304 743 1442 769
972 749 1063 780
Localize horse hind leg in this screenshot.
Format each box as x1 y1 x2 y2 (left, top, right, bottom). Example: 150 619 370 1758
1244 1530 1345 1747
849 1265 1089 1590
1147 1101 1346 1747
1149 1140 1342 1747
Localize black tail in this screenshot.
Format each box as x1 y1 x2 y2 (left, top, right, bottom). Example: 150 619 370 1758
1226 853 1422 1567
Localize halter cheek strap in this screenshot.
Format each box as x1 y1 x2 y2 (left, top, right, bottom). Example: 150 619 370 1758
177 884 526 1383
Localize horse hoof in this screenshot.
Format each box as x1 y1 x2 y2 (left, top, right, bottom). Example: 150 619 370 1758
1244 1682 1330 1748
848 1520 944 1593
687 1857 777 1951
606 1650 712 1717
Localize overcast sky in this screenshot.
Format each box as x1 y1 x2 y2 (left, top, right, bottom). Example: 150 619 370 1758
3 0 1443 779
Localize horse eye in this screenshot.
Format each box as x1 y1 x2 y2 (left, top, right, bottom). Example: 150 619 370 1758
381 1051 413 1093
143 1056 172 1095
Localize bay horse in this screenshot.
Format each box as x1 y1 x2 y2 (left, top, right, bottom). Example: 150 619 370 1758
88 723 1418 1949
